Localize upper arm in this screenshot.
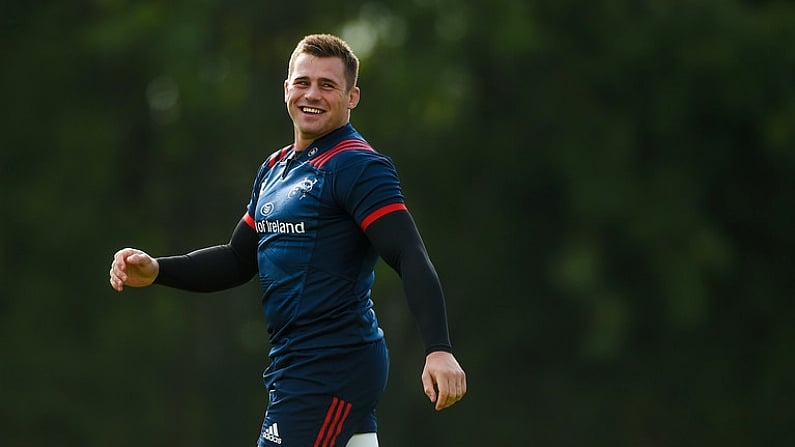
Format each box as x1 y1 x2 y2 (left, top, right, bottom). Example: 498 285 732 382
365 209 425 274
332 153 407 232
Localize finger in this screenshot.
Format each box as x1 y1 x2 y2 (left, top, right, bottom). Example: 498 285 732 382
453 376 463 400
114 248 144 269
113 248 132 265
421 370 437 404
435 377 451 411
109 271 123 292
110 261 128 283
452 374 466 403
109 276 123 292
110 252 132 287
110 257 128 282
438 374 466 410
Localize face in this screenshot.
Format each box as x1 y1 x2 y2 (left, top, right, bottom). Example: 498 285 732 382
285 53 360 149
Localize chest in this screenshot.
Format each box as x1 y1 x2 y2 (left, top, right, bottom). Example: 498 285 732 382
254 162 328 222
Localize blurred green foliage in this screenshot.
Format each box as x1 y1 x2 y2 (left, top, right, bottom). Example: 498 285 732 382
2 0 794 445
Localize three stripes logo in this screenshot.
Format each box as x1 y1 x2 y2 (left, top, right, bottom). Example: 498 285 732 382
262 422 282 445
313 396 352 447
261 396 353 446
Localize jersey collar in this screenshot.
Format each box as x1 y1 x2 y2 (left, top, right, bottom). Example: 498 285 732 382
295 123 364 161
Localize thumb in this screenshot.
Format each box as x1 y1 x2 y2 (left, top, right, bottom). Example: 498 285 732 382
422 370 437 404
127 253 148 265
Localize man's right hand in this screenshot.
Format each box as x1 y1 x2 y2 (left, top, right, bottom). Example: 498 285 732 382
109 248 159 292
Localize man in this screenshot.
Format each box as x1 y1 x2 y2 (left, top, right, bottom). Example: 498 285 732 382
109 34 466 447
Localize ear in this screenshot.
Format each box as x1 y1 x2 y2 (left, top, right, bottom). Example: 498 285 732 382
348 86 361 109
284 79 289 103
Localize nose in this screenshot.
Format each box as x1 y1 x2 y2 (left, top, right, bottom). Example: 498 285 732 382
304 82 321 101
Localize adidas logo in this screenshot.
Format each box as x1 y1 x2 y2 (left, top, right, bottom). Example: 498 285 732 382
262 422 282 445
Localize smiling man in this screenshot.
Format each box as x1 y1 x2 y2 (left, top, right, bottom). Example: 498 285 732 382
109 34 466 447
285 42 360 150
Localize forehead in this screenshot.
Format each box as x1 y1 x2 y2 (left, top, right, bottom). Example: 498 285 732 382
289 53 346 83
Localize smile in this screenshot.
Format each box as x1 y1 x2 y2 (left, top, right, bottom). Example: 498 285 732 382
301 106 324 114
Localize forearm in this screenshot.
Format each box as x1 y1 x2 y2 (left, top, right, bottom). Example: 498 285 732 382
367 211 452 354
398 245 453 354
154 219 259 292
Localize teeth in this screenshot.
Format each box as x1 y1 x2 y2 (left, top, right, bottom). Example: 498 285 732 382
301 107 322 114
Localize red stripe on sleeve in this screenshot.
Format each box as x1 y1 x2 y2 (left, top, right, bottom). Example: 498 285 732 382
243 212 256 230
360 203 408 232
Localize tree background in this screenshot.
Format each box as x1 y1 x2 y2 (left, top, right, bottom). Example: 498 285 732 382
2 1 794 445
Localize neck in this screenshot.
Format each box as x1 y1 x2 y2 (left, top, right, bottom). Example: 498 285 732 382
293 121 350 152
293 137 311 152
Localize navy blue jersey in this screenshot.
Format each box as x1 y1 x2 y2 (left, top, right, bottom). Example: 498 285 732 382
244 124 407 359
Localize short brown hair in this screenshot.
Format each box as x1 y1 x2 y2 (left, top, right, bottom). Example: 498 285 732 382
288 34 360 91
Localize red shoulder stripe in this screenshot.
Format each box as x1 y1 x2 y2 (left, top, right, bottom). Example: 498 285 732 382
266 145 292 168
310 139 373 168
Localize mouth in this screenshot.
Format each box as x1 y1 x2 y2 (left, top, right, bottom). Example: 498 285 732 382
300 106 324 115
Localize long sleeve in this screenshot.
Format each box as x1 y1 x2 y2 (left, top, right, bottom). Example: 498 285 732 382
154 218 259 292
365 210 452 354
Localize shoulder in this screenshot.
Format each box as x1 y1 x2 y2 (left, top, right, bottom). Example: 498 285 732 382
251 144 292 181
311 139 394 171
264 145 292 168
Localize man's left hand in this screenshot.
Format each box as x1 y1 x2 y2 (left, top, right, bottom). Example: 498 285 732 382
421 351 467 411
